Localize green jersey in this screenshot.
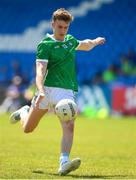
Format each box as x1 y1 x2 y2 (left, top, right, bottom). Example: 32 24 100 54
36 33 79 91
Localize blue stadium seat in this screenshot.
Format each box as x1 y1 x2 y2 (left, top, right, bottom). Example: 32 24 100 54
0 0 136 85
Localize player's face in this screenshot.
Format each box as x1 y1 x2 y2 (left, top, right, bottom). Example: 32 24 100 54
52 20 70 41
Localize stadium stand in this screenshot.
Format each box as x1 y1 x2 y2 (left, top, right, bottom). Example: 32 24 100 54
0 0 136 85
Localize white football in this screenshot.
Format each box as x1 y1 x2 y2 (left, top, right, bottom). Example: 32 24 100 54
55 99 77 121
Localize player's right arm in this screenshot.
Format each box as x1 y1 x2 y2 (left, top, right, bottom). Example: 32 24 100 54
36 42 49 94
36 61 48 94
34 42 49 108
34 61 48 109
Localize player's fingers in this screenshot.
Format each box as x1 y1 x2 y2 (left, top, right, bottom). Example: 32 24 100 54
102 38 106 42
100 38 106 44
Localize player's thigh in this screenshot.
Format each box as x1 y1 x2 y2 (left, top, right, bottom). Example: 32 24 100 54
24 106 48 130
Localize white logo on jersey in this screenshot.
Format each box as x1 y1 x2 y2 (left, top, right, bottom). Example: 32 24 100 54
54 45 60 49
69 42 73 46
62 44 68 49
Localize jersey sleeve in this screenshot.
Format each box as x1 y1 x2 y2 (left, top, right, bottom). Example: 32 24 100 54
66 34 80 50
73 37 80 49
36 42 50 61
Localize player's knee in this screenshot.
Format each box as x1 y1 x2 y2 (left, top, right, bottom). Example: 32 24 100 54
69 125 74 134
66 121 74 134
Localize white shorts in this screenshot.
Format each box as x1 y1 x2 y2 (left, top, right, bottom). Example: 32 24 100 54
31 86 76 110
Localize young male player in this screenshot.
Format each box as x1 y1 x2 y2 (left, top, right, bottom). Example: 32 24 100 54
10 8 105 175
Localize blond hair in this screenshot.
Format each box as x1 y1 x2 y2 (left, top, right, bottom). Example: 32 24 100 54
52 8 73 23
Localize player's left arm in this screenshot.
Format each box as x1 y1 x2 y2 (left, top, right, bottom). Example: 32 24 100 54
76 37 106 51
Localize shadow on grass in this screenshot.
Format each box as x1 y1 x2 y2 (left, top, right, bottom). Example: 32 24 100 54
70 174 131 179
32 171 135 179
32 169 44 174
48 173 130 179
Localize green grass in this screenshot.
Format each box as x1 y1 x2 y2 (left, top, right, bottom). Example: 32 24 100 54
0 113 136 179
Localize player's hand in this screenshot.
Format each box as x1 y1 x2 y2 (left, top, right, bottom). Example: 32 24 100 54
35 92 45 109
95 37 106 45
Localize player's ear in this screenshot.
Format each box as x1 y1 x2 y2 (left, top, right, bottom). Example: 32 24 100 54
51 20 55 28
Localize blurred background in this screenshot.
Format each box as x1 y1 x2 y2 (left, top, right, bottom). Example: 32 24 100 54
0 0 136 117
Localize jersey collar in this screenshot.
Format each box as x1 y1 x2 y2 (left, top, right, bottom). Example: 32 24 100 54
46 33 66 42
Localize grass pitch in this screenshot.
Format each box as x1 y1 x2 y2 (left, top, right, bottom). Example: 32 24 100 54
0 113 136 179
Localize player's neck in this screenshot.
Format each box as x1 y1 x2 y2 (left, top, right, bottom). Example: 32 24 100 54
53 34 65 41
